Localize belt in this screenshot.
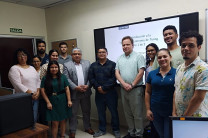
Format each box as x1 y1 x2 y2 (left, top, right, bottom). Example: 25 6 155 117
133 85 145 89
50 89 65 96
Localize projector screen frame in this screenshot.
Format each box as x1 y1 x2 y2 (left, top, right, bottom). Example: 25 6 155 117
94 12 199 61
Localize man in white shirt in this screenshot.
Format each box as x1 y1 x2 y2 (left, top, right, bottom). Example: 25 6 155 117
63 48 94 138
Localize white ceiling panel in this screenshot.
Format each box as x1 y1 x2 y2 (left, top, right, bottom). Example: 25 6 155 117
0 0 72 9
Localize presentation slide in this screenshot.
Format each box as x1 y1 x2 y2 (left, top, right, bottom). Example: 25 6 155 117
104 17 179 62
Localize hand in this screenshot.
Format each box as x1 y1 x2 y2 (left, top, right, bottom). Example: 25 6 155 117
81 85 88 92
47 102 52 110
32 91 39 100
122 82 132 92
75 86 85 92
98 86 106 94
68 100 72 107
172 112 178 117
146 110 154 121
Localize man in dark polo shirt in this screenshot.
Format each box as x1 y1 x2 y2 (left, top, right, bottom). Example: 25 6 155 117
37 40 49 66
89 48 120 138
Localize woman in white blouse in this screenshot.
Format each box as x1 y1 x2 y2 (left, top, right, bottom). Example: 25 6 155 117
8 48 40 123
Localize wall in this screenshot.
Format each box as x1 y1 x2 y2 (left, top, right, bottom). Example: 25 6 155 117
0 1 47 45
45 0 208 126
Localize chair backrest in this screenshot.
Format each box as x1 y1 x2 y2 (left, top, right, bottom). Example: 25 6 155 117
0 87 14 96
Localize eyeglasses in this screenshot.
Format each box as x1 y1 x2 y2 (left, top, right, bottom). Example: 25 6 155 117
33 61 40 63
98 51 106 54
147 50 155 53
72 53 81 55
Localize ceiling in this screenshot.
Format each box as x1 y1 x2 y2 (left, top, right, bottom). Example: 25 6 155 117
0 0 72 9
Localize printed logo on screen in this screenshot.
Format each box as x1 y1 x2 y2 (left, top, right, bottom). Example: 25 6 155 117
119 25 129 30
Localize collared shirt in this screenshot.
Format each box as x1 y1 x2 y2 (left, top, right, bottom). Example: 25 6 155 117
58 55 72 65
89 59 116 91
40 63 64 79
40 53 49 66
115 51 145 86
75 63 84 85
152 46 184 70
175 56 208 117
147 67 176 114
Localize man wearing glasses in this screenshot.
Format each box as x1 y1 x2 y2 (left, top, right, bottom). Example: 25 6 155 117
89 48 120 138
63 48 94 138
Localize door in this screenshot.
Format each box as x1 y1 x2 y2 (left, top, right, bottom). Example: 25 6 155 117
0 38 34 88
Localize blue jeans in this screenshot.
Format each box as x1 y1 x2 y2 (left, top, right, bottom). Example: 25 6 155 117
32 100 39 123
152 111 170 138
95 90 119 132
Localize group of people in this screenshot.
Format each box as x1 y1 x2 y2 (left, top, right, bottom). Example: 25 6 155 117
144 26 208 138
6 25 208 138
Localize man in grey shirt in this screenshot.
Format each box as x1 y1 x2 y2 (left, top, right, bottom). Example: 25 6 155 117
115 36 145 138
58 42 72 64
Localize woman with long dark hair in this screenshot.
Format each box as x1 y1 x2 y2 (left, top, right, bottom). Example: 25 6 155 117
145 43 159 82
39 49 64 125
40 60 72 138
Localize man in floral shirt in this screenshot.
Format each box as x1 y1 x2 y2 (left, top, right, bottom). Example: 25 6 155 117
173 31 208 117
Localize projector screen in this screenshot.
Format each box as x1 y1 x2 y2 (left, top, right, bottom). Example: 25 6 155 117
94 12 199 62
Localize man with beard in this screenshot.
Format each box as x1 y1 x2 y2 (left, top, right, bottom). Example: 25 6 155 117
173 31 208 117
58 42 72 65
152 25 184 69
37 40 49 66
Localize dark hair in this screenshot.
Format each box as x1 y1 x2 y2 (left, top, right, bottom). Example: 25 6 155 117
37 40 46 47
122 36 134 45
59 42 68 48
44 61 61 96
157 48 172 57
13 48 31 65
179 31 203 46
49 49 59 61
163 25 177 34
157 48 172 67
31 55 41 66
146 43 159 66
32 55 41 61
97 47 108 53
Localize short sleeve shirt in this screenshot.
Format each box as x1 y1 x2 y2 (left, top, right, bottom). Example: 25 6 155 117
175 56 208 117
152 46 184 70
147 67 176 114
115 51 145 86
58 55 72 65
